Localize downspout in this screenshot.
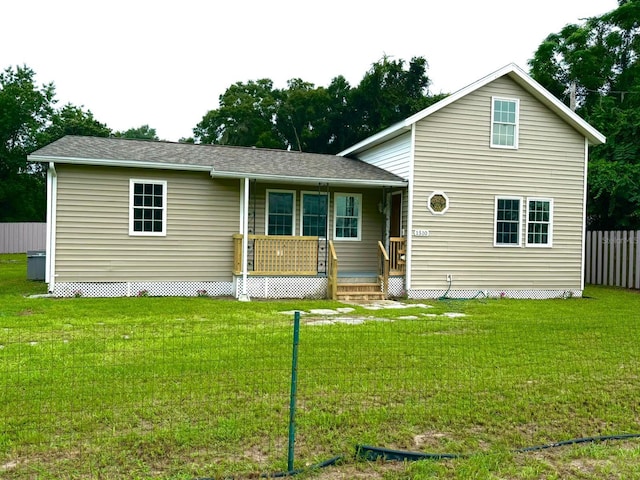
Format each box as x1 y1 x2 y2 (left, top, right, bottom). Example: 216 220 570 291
405 124 416 292
45 162 57 293
238 177 251 301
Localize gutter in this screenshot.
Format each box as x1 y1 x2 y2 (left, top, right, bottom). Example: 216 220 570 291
27 155 213 172
209 170 407 188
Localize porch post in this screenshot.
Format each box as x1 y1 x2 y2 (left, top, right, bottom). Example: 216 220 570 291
239 177 251 301
46 162 57 293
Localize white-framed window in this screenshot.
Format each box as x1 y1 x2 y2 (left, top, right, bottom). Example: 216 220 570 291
301 192 328 237
526 198 553 247
266 190 295 235
491 97 519 149
129 179 167 236
494 196 522 247
334 193 362 241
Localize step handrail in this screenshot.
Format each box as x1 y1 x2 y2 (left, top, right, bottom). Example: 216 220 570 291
377 241 390 299
328 241 338 300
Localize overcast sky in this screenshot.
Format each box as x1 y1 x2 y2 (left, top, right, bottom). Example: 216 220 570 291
3 0 618 142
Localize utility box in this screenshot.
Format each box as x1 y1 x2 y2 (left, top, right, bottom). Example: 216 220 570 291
27 250 46 281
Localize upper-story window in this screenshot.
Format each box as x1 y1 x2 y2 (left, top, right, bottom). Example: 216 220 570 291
129 179 167 236
266 190 295 235
491 97 519 149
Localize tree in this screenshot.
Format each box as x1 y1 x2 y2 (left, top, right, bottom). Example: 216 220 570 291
42 103 112 144
194 79 283 148
350 55 435 139
114 124 159 140
193 55 442 154
0 65 55 221
529 0 640 229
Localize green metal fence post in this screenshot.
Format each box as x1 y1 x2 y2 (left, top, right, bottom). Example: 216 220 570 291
287 311 301 472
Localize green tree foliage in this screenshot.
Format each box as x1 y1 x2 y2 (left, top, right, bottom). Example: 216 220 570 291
0 65 54 221
113 124 159 140
194 79 283 148
42 104 112 144
529 0 640 228
194 56 442 154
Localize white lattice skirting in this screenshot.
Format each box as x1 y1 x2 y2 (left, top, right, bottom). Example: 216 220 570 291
52 277 328 299
234 276 327 299
53 281 234 298
407 289 583 300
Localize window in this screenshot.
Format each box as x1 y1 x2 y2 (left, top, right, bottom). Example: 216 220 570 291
428 191 449 215
266 190 295 235
494 197 522 246
301 192 327 237
334 193 362 241
129 179 167 236
491 97 519 148
526 198 553 247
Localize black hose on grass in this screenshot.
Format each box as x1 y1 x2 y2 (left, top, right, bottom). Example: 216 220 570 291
195 433 640 478
356 433 640 463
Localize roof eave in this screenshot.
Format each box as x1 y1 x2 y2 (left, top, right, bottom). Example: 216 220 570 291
209 170 407 188
27 154 213 172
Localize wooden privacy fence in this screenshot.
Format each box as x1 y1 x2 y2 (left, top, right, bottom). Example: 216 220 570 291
0 223 46 254
585 230 640 289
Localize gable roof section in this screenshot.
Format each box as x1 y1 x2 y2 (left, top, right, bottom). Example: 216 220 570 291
338 63 606 156
29 136 407 187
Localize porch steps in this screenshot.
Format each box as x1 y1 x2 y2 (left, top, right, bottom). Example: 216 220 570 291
336 279 385 301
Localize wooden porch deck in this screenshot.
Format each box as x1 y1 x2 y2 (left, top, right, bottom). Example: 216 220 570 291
234 234 405 300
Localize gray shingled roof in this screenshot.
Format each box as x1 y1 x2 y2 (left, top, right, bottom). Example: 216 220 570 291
29 136 406 186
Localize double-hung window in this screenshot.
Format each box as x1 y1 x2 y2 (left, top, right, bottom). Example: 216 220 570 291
494 196 522 246
491 97 519 148
266 190 295 235
301 192 327 237
129 179 167 236
334 193 362 241
526 198 553 247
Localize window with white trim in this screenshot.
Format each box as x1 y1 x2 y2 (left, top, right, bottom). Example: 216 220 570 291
494 196 522 246
129 179 167 236
491 97 519 148
266 190 295 235
526 198 553 247
334 193 362 241
301 192 327 237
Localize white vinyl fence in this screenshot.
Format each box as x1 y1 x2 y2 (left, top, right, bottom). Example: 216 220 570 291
585 230 640 289
0 222 46 254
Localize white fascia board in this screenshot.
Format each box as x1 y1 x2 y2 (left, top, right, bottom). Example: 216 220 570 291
209 170 407 188
27 155 213 172
338 63 605 156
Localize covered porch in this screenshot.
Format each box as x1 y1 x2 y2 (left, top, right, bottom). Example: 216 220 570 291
232 234 406 299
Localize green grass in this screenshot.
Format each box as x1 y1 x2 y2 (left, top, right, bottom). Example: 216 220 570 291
1 253 639 479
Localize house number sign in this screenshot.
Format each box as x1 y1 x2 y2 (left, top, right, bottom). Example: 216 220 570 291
413 229 430 237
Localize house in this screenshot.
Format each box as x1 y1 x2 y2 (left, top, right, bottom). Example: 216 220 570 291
28 63 605 300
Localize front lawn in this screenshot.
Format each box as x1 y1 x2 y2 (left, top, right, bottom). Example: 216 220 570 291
1 253 639 479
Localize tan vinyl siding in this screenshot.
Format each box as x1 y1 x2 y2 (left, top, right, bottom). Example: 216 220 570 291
356 132 412 179
54 165 239 282
410 76 586 290
249 184 384 274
